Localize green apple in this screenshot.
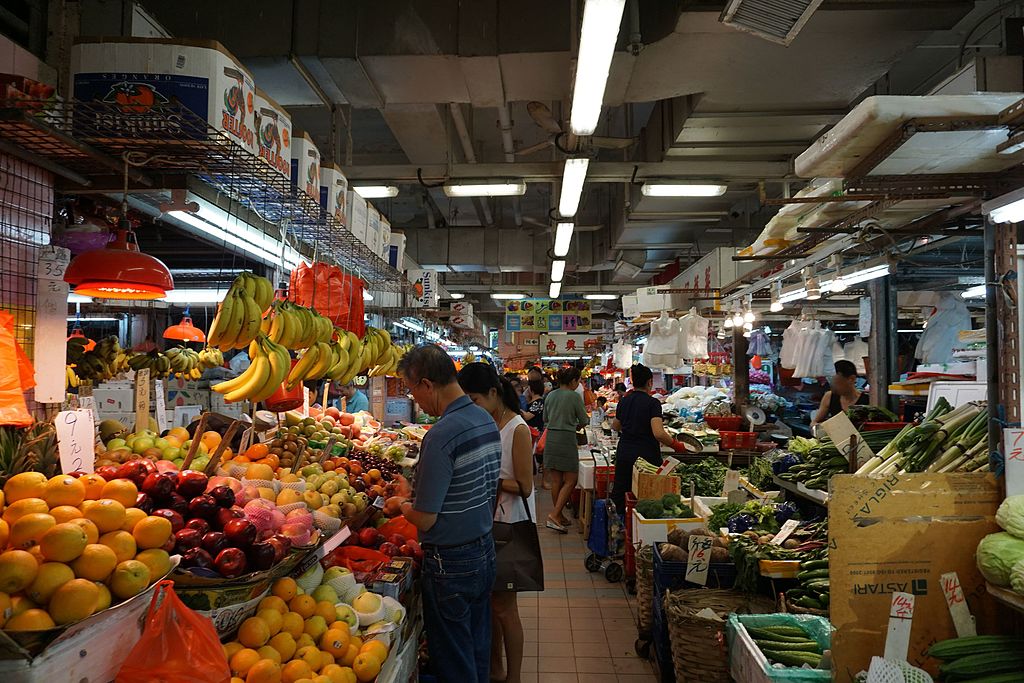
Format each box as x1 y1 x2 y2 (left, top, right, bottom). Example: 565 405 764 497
323 566 351 582
106 437 127 450
312 585 339 604
333 603 358 629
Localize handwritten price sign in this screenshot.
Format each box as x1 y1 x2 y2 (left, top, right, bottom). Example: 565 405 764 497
1003 428 1024 497
941 571 977 637
884 591 915 661
55 409 95 474
685 536 714 586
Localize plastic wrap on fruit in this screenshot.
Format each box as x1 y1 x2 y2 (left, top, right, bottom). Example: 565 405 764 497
385 444 406 463
772 453 801 475
773 501 799 525
727 513 756 534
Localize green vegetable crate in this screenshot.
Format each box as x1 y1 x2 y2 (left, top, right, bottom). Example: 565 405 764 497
726 613 833 683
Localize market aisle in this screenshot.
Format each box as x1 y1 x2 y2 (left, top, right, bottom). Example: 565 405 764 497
509 483 660 683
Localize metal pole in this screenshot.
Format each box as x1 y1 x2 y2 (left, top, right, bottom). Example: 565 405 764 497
985 216 1001 464
868 277 897 411
732 328 749 408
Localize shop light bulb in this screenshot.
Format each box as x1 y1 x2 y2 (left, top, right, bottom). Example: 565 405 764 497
830 276 848 293
558 158 590 218
549 281 562 298
769 299 783 313
553 222 574 257
743 309 755 324
723 317 733 329
743 329 752 338
353 185 400 199
449 293 466 299
585 293 618 300
640 183 727 197
443 181 527 197
731 311 744 327
491 293 527 300
569 0 627 136
551 259 566 283
743 321 753 332
840 263 891 287
962 284 986 298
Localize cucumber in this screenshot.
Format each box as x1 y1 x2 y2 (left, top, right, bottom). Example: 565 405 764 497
804 579 831 590
754 640 820 654
760 625 811 638
795 596 823 609
761 649 823 668
928 636 1024 660
799 559 829 571
817 592 830 608
746 627 812 643
940 652 1024 678
958 675 1024 683
797 568 830 581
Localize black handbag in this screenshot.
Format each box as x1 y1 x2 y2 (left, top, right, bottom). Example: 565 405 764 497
492 481 545 592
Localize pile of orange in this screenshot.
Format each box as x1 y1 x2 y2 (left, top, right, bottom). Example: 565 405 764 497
0 471 173 631
221 577 389 683
231 443 281 470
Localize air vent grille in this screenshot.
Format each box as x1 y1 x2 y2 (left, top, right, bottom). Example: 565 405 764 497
720 0 825 45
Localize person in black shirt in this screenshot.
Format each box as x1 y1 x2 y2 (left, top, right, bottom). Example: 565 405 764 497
522 379 545 432
812 360 869 425
610 364 687 512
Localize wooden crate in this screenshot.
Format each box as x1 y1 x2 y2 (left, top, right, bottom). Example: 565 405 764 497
632 461 681 500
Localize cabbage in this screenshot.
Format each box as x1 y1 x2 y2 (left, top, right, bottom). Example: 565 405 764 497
1011 558 1024 595
976 532 1024 586
996 495 1024 539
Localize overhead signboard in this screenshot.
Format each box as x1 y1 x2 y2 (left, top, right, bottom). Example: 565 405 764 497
505 299 591 332
540 333 601 356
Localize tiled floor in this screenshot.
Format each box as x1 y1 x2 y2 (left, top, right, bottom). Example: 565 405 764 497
501 485 661 683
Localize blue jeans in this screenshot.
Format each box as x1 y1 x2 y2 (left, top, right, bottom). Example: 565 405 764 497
421 535 496 683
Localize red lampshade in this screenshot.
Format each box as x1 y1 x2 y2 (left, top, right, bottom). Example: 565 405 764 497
64 229 173 300
67 327 96 352
163 315 206 342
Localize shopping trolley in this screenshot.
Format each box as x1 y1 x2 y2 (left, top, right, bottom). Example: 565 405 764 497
584 494 625 583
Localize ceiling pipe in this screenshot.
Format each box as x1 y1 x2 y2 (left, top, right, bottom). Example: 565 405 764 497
497 105 523 227
448 103 494 227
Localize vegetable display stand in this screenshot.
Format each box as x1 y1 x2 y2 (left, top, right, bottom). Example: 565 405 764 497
664 589 776 683
632 461 681 500
726 613 833 683
654 540 737 591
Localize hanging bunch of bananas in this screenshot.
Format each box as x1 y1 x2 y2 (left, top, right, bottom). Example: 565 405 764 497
197 347 224 370
211 334 291 403
165 346 203 380
69 336 126 383
66 366 81 390
207 272 275 352
264 301 334 351
66 336 91 364
127 350 171 378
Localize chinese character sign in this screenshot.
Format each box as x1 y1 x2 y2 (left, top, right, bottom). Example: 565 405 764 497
539 334 594 356
505 299 591 332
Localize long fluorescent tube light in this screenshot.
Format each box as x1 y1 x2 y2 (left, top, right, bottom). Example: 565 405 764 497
67 317 119 322
449 293 466 299
962 284 986 298
554 222 574 257
640 183 728 197
551 260 566 283
550 281 562 298
569 0 627 135
491 293 527 300
778 287 808 304
168 205 301 270
559 158 589 217
584 294 618 300
353 185 399 199
983 187 1024 223
443 181 526 198
839 263 891 287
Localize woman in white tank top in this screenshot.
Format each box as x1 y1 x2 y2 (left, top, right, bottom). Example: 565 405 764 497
458 363 537 683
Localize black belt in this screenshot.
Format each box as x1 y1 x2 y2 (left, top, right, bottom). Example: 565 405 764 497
421 533 490 551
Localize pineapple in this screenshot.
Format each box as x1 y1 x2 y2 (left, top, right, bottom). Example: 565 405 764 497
0 423 60 487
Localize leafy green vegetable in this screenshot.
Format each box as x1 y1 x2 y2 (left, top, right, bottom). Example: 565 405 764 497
661 493 682 509
977 532 1024 586
636 499 663 519
673 457 727 497
996 495 1024 540
707 502 744 532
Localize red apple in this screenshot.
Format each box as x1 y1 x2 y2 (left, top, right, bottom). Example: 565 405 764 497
223 518 257 548
207 485 235 508
379 542 400 557
188 494 218 521
166 492 189 518
388 534 407 548
138 459 158 476
174 527 203 553
95 465 120 481
160 535 176 553
151 508 185 534
185 518 211 536
180 547 213 569
266 535 290 563
116 461 149 487
176 470 209 498
141 473 175 499
65 471 85 478
358 527 382 548
214 547 247 578
201 531 229 557
215 506 244 530
247 541 276 571
134 492 155 514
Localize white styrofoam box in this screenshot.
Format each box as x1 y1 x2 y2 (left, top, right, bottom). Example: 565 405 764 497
346 190 368 243
388 232 406 270
379 215 391 260
450 301 472 314
637 292 667 313
320 163 348 227
92 388 134 413
976 356 988 378
632 507 705 545
622 295 640 319
72 38 257 155
253 88 291 179
916 362 976 375
291 129 320 201
366 205 382 253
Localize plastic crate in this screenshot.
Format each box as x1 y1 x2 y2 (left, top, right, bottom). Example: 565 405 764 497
653 539 737 592
595 465 614 498
719 430 757 450
650 584 674 683
706 415 743 431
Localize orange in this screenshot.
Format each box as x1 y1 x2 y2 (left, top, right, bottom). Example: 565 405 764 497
245 443 269 459
295 645 322 670
256 608 283 636
295 633 315 651
28 544 44 564
79 473 107 500
50 505 84 523
224 641 244 660
39 522 89 562
3 498 49 525
351 653 381 683
71 544 118 581
313 676 333 683
108 559 150 599
256 645 282 665
337 644 359 668
132 516 172 550
246 658 282 683
313 600 336 622
201 431 222 451
9 594 36 616
232 679 245 683
67 517 99 544
43 475 86 508
0 519 8 548
246 463 274 482
358 640 387 664
280 611 304 638
268 632 297 661
93 582 112 612
258 595 288 615
319 628 350 658
319 651 335 670
303 615 327 640
99 530 137 562
83 499 126 533
4 608 55 630
48 578 100 624
0 592 10 628
238 616 271 648
4 472 46 503
100 479 138 508
9 512 55 549
135 548 171 580
320 665 353 683
120 507 147 532
288 594 316 619
26 561 74 604
281 660 312 683
229 648 261 676
348 635 363 652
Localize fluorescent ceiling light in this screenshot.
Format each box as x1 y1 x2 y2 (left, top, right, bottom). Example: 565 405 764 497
551 259 566 283
983 188 1024 223
584 294 617 300
491 293 527 300
898 329 925 333
549 281 562 298
399 317 424 332
67 317 119 322
443 181 526 198
962 284 986 299
839 263 891 288
363 290 374 301
569 0 627 136
168 203 301 270
778 287 808 304
554 222 574 257
640 183 727 197
559 158 589 218
449 293 466 299
353 185 399 199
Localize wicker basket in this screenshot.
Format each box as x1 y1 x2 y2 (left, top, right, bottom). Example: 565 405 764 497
636 544 654 635
663 588 775 683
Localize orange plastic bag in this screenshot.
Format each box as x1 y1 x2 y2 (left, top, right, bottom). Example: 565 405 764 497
116 580 230 683
378 515 418 542
324 545 389 580
288 262 366 337
0 311 32 427
535 428 548 455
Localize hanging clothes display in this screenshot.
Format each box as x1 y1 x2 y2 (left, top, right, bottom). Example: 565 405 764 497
643 312 681 370
677 307 710 360
748 329 772 357
782 320 834 379
780 320 802 369
844 338 869 374
915 293 972 363
613 340 633 370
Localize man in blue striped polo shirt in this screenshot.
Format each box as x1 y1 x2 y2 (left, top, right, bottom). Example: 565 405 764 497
397 345 500 683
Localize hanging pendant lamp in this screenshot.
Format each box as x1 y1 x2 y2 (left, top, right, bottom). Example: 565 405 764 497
64 226 174 300
163 307 206 342
66 326 96 352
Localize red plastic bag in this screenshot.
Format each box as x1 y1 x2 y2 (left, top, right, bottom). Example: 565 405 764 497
0 311 32 427
324 545 389 581
535 428 548 455
378 515 418 542
288 262 366 337
116 581 230 683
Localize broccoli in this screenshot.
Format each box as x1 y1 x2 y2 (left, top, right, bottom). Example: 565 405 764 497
661 493 682 510
636 499 663 519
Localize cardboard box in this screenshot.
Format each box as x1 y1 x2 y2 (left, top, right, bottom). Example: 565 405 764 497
388 232 406 270
92 388 134 413
830 473 1001 681
166 388 210 410
366 204 382 253
291 129 321 201
320 163 348 226
253 88 292 179
346 191 368 243
632 506 704 545
369 558 415 601
209 394 248 418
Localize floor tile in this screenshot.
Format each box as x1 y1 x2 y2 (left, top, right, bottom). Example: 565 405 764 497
539 641 574 657
571 629 607 644
522 657 538 672
569 607 602 621
524 629 539 642
538 656 577 672
519 674 539 683
612 658 654 675
617 675 659 683
576 656 614 673
573 641 613 658
537 628 573 643
537 674 578 683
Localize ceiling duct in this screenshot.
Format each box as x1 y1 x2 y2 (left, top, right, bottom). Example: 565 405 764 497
719 0 824 46
614 250 647 280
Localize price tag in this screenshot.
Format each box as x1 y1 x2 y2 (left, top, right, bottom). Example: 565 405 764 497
721 469 740 496
302 388 310 417
55 409 95 474
770 519 800 545
134 368 150 433
373 495 386 510
78 395 99 423
154 379 168 433
822 412 875 467
172 405 202 428
34 247 71 403
657 456 679 475
883 592 915 661
941 571 977 637
1003 428 1024 497
685 535 714 586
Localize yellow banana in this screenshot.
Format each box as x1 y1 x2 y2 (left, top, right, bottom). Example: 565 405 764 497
286 345 319 388
217 290 244 351
207 291 235 347
224 352 271 402
234 291 261 348
307 341 335 379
